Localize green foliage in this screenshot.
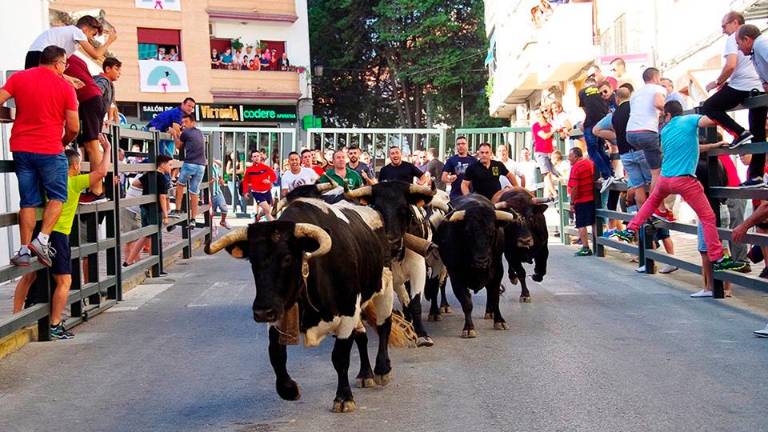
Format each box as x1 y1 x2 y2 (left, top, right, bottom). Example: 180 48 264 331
308 0 502 128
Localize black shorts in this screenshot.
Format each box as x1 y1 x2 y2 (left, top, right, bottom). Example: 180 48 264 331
50 231 71 275
251 191 273 205
574 202 595 228
24 51 41 69
77 96 106 144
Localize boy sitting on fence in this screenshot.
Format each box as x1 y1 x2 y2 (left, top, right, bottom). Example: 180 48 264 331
13 135 111 340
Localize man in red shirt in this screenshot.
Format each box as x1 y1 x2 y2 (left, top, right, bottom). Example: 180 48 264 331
65 54 108 201
567 147 596 256
242 150 277 221
0 46 80 267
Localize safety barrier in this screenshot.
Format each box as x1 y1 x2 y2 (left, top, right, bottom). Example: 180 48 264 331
0 124 213 342
555 99 768 299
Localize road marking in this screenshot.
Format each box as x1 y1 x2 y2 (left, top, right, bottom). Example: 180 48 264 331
107 283 174 312
187 281 251 308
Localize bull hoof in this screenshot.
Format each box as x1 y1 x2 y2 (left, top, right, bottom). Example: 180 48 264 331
509 276 519 285
461 329 478 338
427 313 443 322
494 322 509 330
416 336 434 347
440 305 452 314
331 398 357 413
276 379 301 401
519 296 532 303
531 274 544 282
484 312 494 320
356 377 377 388
374 372 392 387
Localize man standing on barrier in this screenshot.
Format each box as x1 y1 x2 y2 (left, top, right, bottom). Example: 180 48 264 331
0 46 79 267
12 135 111 339
611 101 747 272
169 113 207 229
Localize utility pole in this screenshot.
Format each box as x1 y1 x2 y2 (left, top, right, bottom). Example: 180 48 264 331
460 80 465 127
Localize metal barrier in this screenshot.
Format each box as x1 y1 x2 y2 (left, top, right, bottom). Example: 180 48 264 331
555 108 768 299
454 126 532 157
306 127 447 170
0 124 213 342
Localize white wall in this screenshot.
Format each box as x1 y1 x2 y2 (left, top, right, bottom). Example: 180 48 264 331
211 0 312 99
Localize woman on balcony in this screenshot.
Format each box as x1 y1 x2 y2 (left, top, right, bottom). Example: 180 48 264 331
211 48 221 69
279 52 290 71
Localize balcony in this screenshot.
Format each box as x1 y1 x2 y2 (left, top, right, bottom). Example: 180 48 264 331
489 40 539 116
209 69 301 102
207 0 298 23
535 2 595 85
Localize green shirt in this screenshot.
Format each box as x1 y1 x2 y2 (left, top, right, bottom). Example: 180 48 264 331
53 174 90 235
317 167 363 191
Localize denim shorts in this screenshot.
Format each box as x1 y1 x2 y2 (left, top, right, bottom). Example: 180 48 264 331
626 131 661 170
212 193 228 213
698 204 729 252
13 151 68 207
177 163 206 194
620 150 652 189
534 152 554 174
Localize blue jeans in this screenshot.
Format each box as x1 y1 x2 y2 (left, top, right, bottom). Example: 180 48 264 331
13 151 68 207
583 127 613 179
229 180 246 214
177 163 206 194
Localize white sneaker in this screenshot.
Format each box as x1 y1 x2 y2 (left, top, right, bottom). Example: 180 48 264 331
659 264 679 274
600 176 616 194
690 289 713 298
753 324 768 338
635 265 646 273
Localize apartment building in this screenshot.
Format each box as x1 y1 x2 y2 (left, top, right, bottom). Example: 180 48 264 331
485 0 768 125
42 0 313 143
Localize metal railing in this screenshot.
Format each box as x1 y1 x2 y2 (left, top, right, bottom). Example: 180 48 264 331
555 100 768 299
0 124 213 342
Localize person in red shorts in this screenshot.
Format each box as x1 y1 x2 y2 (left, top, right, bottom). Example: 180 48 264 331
0 45 79 267
243 150 277 221
568 147 596 256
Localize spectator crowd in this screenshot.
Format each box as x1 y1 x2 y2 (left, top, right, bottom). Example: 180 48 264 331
211 45 291 71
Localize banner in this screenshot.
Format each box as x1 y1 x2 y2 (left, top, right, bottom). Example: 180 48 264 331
195 104 297 122
135 0 181 11
138 60 189 93
139 103 178 122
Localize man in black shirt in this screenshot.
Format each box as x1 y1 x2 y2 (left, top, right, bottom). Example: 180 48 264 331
379 146 430 185
124 155 173 264
423 148 446 190
461 143 519 200
579 76 614 184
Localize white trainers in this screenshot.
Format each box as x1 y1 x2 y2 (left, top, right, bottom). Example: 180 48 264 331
600 176 616 194
659 264 679 274
690 289 713 298
635 265 646 273
753 324 768 338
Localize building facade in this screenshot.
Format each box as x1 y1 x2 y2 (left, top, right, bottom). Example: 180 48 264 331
485 0 768 126
48 0 313 146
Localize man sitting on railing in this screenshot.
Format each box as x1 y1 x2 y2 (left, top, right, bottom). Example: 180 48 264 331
12 135 111 340
0 45 79 267
611 101 747 272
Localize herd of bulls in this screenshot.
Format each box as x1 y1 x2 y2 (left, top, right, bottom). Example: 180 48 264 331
204 182 550 413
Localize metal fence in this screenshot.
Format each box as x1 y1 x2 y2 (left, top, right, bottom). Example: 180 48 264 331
554 103 768 299
0 124 213 342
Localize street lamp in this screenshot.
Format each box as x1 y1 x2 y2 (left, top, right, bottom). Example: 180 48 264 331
314 65 324 77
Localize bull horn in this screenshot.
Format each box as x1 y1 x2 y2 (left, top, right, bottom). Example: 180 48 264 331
275 197 288 214
494 202 509 210
344 185 373 200
532 197 554 204
448 210 466 222
409 184 434 196
495 210 518 223
403 233 434 257
315 182 337 193
205 227 248 255
431 200 449 213
294 223 332 260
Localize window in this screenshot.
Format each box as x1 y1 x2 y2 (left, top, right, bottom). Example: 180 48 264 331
137 28 182 61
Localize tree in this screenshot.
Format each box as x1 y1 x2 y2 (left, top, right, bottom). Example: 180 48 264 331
308 0 504 129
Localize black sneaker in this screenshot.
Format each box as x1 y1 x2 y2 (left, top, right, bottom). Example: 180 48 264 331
759 267 768 279
729 131 753 149
50 323 74 340
740 177 766 188
713 256 748 272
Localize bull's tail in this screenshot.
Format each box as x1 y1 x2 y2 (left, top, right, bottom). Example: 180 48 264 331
363 303 417 348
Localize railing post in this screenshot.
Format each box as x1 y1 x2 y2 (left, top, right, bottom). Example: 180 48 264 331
594 184 605 257
150 131 163 277
558 183 568 245
642 223 656 274
106 125 121 301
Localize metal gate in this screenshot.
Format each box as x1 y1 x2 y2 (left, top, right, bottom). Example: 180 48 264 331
454 127 533 159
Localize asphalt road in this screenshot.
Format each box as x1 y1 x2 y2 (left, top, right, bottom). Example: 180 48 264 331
1 243 767 432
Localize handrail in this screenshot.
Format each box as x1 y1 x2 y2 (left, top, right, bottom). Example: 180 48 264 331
0 124 213 342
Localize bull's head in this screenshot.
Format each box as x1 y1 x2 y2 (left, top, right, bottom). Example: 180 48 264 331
446 205 517 271
205 221 331 323
345 181 434 261
493 189 549 251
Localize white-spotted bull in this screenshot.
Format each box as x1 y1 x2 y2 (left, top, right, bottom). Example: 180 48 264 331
345 181 437 347
434 194 524 337
492 188 550 303
205 198 394 413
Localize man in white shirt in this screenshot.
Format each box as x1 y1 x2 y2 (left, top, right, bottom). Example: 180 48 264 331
25 15 117 69
703 11 765 187
280 151 318 196
517 147 538 193
496 144 526 189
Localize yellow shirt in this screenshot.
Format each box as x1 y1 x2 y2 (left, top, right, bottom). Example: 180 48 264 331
53 174 90 235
